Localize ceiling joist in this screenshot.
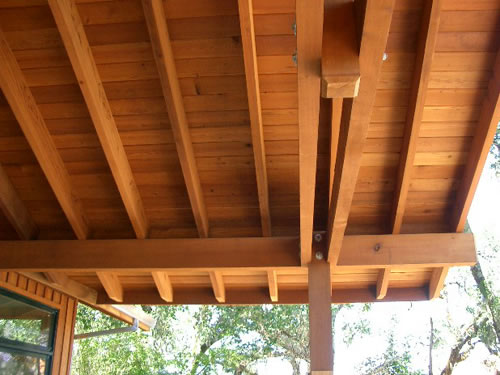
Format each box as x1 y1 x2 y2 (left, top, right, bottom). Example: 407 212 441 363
152 271 174 303
209 271 226 303
97 272 124 303
238 0 271 237
267 270 279 302
0 28 89 240
142 0 209 238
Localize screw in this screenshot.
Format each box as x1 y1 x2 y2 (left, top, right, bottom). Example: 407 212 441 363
313 233 323 242
315 251 324 260
292 50 298 66
374 243 381 252
382 52 388 61
292 22 297 36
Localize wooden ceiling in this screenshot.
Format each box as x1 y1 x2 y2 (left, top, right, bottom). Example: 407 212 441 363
0 0 497 305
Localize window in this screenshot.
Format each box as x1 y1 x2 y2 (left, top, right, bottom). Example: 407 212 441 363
0 288 58 375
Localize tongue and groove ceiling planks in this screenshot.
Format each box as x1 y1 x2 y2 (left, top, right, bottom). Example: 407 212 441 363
0 0 497 305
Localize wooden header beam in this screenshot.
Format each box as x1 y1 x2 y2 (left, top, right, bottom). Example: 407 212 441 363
142 0 209 238
0 234 475 272
327 0 395 264
97 286 429 305
321 0 360 98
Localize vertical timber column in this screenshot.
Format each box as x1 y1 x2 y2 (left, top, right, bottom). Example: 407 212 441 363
309 258 333 373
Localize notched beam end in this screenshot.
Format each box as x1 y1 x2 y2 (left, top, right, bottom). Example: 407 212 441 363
321 75 360 98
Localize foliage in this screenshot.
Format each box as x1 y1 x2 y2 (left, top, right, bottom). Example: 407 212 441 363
490 122 500 175
358 331 425 375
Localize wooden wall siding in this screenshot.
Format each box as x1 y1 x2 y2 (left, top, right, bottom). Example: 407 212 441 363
0 271 77 375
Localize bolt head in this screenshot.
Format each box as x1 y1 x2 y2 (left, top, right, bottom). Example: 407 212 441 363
382 52 388 61
315 251 324 260
313 233 323 242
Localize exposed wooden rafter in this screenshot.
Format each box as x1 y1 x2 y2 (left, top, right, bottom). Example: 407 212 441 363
238 0 271 236
376 268 390 300
267 270 278 302
391 0 442 234
327 0 395 264
48 0 149 240
321 0 361 98
0 28 89 240
0 163 38 240
142 0 209 238
428 267 449 299
152 272 174 303
297 0 325 265
209 271 225 303
0 233 475 272
96 272 124 303
451 51 500 232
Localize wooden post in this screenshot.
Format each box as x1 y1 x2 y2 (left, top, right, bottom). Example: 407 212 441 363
308 258 333 374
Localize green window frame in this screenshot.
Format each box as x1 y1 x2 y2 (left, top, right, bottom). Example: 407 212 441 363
0 288 58 375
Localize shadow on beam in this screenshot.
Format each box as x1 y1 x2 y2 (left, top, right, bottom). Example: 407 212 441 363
97 287 428 305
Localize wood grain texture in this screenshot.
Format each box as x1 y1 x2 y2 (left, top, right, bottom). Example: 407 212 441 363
152 271 174 302
0 163 38 240
209 271 225 303
321 0 360 98
142 0 208 237
428 266 449 299
0 27 89 240
48 0 149 239
327 0 395 264
297 0 324 264
267 269 278 302
391 0 442 233
97 272 123 302
451 50 500 232
376 268 390 299
0 234 475 271
238 0 271 236
308 259 333 371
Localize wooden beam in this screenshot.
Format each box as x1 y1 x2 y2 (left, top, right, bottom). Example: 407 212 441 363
20 272 97 305
321 0 360 98
0 234 475 271
152 272 174 303
391 0 441 233
428 266 449 299
0 164 38 240
376 268 390 300
48 0 148 239
297 0 325 265
267 270 278 302
337 233 476 268
0 28 88 240
238 0 271 236
328 99 343 208
308 259 333 372
142 0 208 238
327 0 395 264
96 272 123 303
209 271 225 303
98 286 429 305
451 51 500 232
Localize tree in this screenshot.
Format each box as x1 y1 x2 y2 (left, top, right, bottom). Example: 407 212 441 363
490 122 500 175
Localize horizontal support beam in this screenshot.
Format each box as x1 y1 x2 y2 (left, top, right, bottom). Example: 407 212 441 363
96 286 429 305
337 233 476 268
0 234 475 271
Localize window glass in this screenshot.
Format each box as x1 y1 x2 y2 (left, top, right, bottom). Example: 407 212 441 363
0 351 47 375
0 294 55 348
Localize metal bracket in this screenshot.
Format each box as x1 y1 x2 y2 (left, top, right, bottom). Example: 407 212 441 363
74 318 139 340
